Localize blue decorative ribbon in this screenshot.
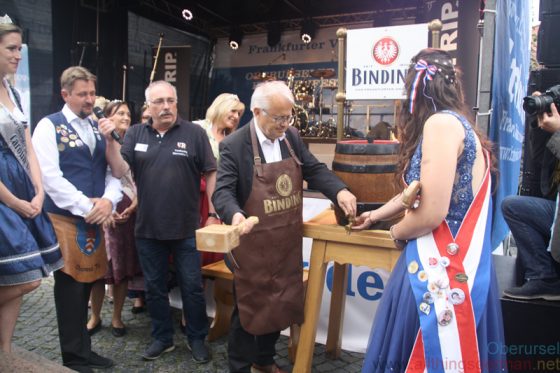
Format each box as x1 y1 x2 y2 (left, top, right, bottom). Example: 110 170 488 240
409 59 438 114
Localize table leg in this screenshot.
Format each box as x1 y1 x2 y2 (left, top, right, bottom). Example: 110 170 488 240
326 262 348 359
293 240 328 373
288 323 300 363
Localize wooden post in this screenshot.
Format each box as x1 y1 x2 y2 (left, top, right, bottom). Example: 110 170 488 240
428 19 442 48
336 28 347 141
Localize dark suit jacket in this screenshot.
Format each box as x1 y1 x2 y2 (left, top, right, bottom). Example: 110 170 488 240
212 121 347 224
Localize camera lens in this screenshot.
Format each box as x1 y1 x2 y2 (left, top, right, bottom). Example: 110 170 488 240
523 95 553 115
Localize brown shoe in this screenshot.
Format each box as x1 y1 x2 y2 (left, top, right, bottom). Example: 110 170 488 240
250 363 287 373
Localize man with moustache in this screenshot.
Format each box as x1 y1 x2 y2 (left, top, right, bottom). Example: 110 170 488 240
99 80 216 363
212 81 356 373
32 66 121 372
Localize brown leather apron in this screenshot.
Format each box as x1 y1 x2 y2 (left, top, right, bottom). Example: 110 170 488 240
234 123 304 335
48 213 107 283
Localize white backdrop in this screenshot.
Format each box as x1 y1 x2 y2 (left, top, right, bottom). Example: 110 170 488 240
346 24 428 100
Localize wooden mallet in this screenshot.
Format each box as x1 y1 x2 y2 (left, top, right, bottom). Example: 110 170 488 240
196 216 259 253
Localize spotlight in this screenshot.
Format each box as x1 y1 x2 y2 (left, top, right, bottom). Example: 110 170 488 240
300 18 316 44
229 27 243 50
229 40 239 50
181 9 193 21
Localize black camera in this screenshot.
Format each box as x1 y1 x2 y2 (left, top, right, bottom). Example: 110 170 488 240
523 84 560 115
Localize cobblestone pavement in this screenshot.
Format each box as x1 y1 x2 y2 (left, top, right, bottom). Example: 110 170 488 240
13 277 365 372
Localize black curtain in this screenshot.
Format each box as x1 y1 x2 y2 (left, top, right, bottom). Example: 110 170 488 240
126 12 213 122
51 0 128 112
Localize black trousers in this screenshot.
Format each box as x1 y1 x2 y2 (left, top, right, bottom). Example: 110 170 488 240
228 287 280 373
53 270 94 368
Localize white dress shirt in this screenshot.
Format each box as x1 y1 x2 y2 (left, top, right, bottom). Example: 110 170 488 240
32 104 122 217
254 118 285 163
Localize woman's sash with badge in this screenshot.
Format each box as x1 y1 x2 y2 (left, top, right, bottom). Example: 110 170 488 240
404 152 492 373
48 213 107 283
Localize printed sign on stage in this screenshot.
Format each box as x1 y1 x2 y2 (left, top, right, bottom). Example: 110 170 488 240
345 24 428 100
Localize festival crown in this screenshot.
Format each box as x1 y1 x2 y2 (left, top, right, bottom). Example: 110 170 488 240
0 14 13 24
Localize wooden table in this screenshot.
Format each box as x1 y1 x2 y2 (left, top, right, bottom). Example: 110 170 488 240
293 208 401 373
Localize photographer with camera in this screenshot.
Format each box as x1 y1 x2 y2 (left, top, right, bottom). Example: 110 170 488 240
501 87 560 301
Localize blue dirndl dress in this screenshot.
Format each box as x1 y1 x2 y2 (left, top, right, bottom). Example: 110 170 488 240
362 111 508 373
0 102 63 286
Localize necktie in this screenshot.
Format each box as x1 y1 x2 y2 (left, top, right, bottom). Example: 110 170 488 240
82 120 96 155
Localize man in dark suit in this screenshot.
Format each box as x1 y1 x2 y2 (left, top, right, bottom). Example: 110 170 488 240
212 81 356 373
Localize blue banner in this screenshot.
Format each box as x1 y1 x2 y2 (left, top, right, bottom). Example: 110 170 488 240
489 0 530 249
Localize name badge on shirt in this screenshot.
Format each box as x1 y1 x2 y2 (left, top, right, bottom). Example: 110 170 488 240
135 143 148 152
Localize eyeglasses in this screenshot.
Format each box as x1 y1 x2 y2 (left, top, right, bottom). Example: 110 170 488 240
261 109 294 125
149 97 177 106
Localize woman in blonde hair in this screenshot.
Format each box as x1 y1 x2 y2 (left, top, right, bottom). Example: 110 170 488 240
194 93 245 265
196 93 246 160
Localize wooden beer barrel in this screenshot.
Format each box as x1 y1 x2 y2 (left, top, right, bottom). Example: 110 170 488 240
332 139 399 203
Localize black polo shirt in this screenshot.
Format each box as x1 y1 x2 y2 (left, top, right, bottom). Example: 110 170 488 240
121 118 216 240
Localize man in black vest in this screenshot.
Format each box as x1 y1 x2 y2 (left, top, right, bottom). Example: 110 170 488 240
32 66 120 372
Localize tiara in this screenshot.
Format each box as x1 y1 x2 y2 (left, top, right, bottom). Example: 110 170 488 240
0 14 13 25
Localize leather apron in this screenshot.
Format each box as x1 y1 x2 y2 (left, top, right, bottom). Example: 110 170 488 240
234 123 304 335
48 213 107 283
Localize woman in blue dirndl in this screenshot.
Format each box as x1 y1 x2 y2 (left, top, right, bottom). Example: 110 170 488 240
0 19 62 352
354 49 508 373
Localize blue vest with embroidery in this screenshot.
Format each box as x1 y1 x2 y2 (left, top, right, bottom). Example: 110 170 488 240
43 111 107 217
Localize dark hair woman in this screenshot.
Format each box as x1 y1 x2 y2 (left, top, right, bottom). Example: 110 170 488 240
87 101 142 337
354 48 507 373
